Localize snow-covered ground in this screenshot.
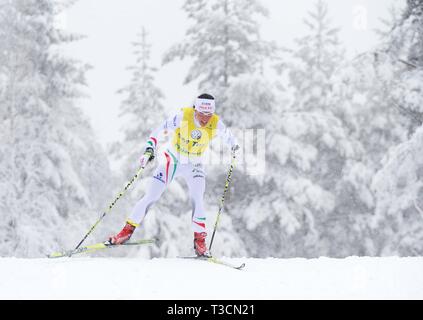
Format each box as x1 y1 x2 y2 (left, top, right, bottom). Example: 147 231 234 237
0 256 422 299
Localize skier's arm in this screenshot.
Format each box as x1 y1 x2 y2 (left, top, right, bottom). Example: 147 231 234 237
144 112 182 155
217 120 239 152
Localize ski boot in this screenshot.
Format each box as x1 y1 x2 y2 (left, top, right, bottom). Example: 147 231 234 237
108 222 136 245
194 232 210 257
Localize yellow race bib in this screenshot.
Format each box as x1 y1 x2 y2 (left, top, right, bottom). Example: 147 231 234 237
172 107 219 157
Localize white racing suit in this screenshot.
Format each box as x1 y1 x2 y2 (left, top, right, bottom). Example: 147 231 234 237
127 108 237 233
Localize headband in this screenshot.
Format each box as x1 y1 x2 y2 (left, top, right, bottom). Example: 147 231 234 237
194 98 215 114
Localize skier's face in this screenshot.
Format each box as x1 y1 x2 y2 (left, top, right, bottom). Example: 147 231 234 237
195 111 213 127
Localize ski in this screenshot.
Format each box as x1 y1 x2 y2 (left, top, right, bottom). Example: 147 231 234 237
47 239 157 259
178 255 245 270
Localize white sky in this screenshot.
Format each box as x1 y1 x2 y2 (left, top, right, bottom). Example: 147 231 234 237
61 0 402 151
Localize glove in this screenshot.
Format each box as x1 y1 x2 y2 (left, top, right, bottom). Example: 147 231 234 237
231 144 240 153
140 147 155 168
145 146 155 160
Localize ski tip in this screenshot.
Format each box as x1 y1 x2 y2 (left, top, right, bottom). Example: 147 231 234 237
237 263 246 270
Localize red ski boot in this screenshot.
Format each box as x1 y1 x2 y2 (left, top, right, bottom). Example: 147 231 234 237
194 232 209 257
109 222 136 245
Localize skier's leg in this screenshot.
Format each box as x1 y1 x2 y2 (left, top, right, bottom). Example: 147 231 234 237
127 167 167 226
108 165 167 244
129 149 179 226
182 163 208 255
184 164 207 232
110 151 179 244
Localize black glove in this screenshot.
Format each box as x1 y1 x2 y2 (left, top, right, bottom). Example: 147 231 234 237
145 147 155 160
140 147 155 168
231 144 240 153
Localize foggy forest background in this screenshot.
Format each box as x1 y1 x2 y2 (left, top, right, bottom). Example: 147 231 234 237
1 0 423 259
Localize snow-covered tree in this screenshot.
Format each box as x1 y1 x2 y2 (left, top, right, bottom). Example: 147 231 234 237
368 1 423 256
253 0 362 258
401 0 423 66
327 0 423 257
162 0 277 100
287 0 344 112
328 52 407 256
0 0 112 257
264 112 359 258
111 27 167 179
206 74 281 258
372 125 423 256
381 0 423 133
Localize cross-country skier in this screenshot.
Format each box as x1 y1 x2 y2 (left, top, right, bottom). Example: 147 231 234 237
108 93 239 256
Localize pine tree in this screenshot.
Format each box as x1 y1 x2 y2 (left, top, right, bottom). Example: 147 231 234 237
162 0 277 100
265 0 360 257
219 75 291 257
206 5 354 256
366 1 423 256
381 0 423 132
0 0 112 257
328 0 423 256
112 27 167 179
288 0 344 112
371 125 423 256
403 0 423 67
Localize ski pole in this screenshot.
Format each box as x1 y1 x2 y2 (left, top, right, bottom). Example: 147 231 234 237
209 150 237 253
74 151 154 250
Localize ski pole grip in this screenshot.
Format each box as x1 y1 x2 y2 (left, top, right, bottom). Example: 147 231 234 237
144 147 155 161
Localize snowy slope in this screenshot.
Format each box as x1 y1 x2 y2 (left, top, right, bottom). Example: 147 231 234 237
0 256 422 299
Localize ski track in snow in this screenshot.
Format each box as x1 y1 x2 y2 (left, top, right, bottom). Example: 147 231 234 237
0 256 422 299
